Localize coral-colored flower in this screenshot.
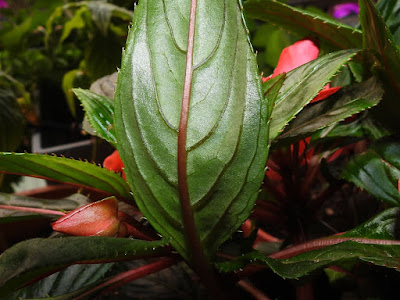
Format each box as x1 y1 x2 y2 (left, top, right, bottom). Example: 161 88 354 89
52 197 126 237
263 39 341 103
103 150 126 180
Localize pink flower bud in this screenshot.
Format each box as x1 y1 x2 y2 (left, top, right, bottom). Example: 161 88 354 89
52 197 123 237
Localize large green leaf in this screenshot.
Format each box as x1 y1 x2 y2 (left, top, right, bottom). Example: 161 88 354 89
217 208 400 279
114 0 269 260
0 88 24 151
269 49 358 141
74 88 117 146
376 0 400 46
0 153 131 200
342 138 400 206
0 237 169 297
276 76 383 143
244 0 362 50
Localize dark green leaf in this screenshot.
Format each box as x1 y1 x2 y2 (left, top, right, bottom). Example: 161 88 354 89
0 88 24 151
0 237 169 297
359 0 400 96
244 0 362 50
269 49 358 141
376 0 400 45
114 0 269 260
10 263 113 299
0 153 131 200
74 88 117 145
342 138 400 206
277 77 383 143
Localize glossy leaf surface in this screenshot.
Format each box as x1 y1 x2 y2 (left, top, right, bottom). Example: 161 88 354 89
0 153 131 200
74 88 117 145
269 49 358 141
342 138 400 206
277 76 383 143
244 0 362 50
114 0 269 260
0 237 168 296
218 208 400 278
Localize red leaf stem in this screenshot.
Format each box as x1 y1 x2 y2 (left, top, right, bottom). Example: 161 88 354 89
0 205 65 216
74 257 177 300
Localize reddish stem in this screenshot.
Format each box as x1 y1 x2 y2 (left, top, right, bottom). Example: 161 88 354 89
269 237 400 259
0 205 65 216
74 257 177 300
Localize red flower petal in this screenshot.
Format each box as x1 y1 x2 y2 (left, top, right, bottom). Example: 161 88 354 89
311 86 341 103
52 197 121 236
103 150 124 173
272 39 319 77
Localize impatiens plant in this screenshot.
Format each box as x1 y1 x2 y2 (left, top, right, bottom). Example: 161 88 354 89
1 0 400 299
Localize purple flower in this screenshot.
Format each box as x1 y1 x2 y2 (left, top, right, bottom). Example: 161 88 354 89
0 0 7 9
333 3 360 19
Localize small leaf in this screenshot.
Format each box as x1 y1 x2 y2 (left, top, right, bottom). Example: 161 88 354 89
114 0 269 260
0 153 131 200
244 0 362 50
269 49 358 141
277 76 383 143
342 138 400 206
0 237 169 297
74 88 117 145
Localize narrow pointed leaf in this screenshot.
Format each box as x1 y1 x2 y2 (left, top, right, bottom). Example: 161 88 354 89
0 153 131 200
269 49 358 141
74 88 117 145
0 237 169 297
342 138 400 206
114 0 269 260
217 208 400 278
359 0 400 96
244 0 362 50
277 76 383 143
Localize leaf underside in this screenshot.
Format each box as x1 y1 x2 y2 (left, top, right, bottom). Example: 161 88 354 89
0 153 131 200
0 237 168 297
114 0 269 260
